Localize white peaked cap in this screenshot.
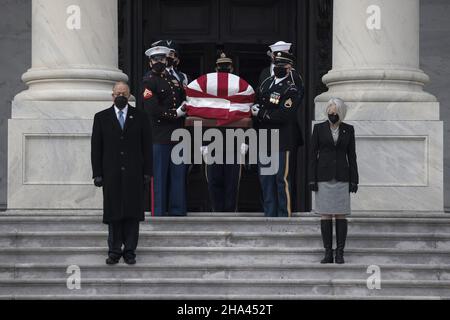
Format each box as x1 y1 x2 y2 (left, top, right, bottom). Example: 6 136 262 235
145 46 171 57
269 41 292 52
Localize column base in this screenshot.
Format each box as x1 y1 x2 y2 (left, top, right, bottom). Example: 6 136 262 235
7 116 102 210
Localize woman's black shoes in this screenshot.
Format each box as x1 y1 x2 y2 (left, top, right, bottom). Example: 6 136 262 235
320 219 348 264
320 219 334 264
321 249 334 264
335 219 348 264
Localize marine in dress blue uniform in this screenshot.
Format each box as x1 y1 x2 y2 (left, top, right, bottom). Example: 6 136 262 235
141 45 188 216
150 40 190 88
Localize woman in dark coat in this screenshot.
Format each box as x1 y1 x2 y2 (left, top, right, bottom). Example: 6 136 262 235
309 97 359 264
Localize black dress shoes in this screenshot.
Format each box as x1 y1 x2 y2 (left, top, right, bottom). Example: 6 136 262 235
106 256 120 265
124 257 136 265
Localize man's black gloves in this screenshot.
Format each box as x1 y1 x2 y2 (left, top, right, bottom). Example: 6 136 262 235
144 175 151 185
309 182 318 192
93 176 103 187
349 183 358 193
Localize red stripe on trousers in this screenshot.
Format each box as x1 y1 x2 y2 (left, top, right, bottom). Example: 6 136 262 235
150 177 154 217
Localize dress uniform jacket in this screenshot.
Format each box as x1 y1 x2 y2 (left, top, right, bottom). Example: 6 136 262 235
254 75 304 151
258 67 305 100
309 121 359 184
91 105 152 224
141 70 186 144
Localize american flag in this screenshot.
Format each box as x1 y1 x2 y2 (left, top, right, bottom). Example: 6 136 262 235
185 72 255 126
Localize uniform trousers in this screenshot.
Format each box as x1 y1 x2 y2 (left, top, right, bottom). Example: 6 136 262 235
206 163 242 212
152 144 187 216
258 151 292 217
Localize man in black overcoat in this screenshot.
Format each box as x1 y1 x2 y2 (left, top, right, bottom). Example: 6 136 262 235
91 81 152 265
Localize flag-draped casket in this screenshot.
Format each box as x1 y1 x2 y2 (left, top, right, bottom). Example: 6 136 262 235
185 72 255 125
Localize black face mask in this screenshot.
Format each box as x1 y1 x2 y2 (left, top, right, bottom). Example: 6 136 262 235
152 62 166 74
217 67 232 73
114 96 128 110
328 113 340 124
274 66 288 78
166 57 174 68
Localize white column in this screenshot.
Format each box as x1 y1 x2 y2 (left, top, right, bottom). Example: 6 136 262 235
8 0 126 209
314 0 443 212
13 0 127 118
317 0 435 103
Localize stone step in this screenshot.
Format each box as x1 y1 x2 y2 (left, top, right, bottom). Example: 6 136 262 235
1 231 450 249
2 216 450 233
1 247 449 264
1 294 445 300
3 210 449 218
2 263 450 281
1 278 449 297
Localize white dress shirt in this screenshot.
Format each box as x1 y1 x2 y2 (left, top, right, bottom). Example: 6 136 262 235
114 105 128 123
269 74 289 88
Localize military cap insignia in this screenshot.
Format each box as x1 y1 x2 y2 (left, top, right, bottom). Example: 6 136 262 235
284 98 293 108
143 88 153 99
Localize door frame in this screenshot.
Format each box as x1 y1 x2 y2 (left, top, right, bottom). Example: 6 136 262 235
118 0 333 212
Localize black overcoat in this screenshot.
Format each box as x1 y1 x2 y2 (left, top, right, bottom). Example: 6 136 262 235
91 105 152 224
309 121 359 184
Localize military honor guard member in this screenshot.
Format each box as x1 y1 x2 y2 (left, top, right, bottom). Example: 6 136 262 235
200 52 245 212
150 40 190 88
258 41 304 101
252 51 304 217
91 81 152 265
142 45 188 216
309 98 359 264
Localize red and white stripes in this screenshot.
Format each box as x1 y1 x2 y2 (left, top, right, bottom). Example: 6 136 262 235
185 72 254 125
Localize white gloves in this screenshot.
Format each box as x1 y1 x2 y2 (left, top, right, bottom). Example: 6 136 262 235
251 104 260 116
240 143 249 156
200 146 208 160
201 144 247 161
176 101 187 118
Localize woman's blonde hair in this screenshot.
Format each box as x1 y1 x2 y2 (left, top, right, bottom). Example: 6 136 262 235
325 97 347 121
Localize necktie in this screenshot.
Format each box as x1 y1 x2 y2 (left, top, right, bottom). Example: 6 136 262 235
170 69 179 81
118 110 125 130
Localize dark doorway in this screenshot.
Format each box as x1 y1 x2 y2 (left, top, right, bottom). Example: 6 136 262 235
118 0 333 212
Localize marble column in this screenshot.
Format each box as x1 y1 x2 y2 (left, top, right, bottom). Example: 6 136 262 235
8 0 127 209
315 0 443 212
